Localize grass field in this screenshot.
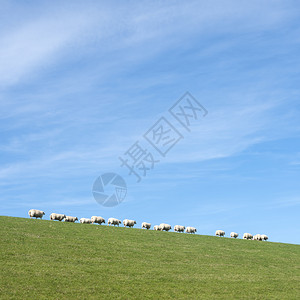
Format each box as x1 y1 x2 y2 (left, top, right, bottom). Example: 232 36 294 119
0 216 299 299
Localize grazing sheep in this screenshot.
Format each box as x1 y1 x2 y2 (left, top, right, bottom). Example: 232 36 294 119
243 233 253 240
123 219 136 228
174 225 185 233
108 218 121 226
261 234 268 241
153 225 160 231
215 230 225 237
64 216 78 222
253 234 263 241
91 216 105 225
80 218 92 224
50 213 66 221
28 209 45 219
159 223 172 231
141 222 151 230
230 232 239 238
185 227 197 234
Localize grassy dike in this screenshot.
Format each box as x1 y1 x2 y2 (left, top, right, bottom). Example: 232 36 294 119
0 216 299 299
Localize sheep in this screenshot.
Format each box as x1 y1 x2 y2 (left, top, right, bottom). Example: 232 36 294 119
261 234 268 241
159 223 171 231
64 216 78 222
28 209 45 219
230 232 239 238
141 222 151 230
243 233 253 240
215 230 225 237
174 225 185 233
108 218 121 226
153 225 160 231
50 213 66 221
253 234 263 241
80 218 92 224
123 219 136 228
91 216 105 225
185 227 197 234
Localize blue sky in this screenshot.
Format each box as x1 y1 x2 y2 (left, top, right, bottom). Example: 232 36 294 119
0 0 299 244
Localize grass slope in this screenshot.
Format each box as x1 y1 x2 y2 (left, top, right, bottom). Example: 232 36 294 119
0 216 299 299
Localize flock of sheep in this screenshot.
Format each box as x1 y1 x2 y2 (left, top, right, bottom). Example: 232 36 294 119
216 229 268 241
28 209 268 241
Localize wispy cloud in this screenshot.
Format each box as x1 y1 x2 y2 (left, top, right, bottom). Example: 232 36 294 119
0 0 296 90
266 197 300 209
0 9 100 89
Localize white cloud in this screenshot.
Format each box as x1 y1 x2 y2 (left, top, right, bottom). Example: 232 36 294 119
0 0 296 90
0 6 103 89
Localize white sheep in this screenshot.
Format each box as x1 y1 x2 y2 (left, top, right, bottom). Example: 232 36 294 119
215 230 225 237
261 234 268 241
80 218 92 224
158 223 171 231
230 232 238 238
243 233 253 240
91 216 105 225
174 225 185 233
185 227 197 234
123 219 136 228
253 234 263 241
64 216 78 222
28 209 45 219
141 222 151 230
153 225 160 231
50 213 66 221
108 218 121 226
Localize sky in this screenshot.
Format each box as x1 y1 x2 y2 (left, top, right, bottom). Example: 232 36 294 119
0 0 299 244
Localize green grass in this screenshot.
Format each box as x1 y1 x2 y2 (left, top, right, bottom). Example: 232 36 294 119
0 216 299 299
